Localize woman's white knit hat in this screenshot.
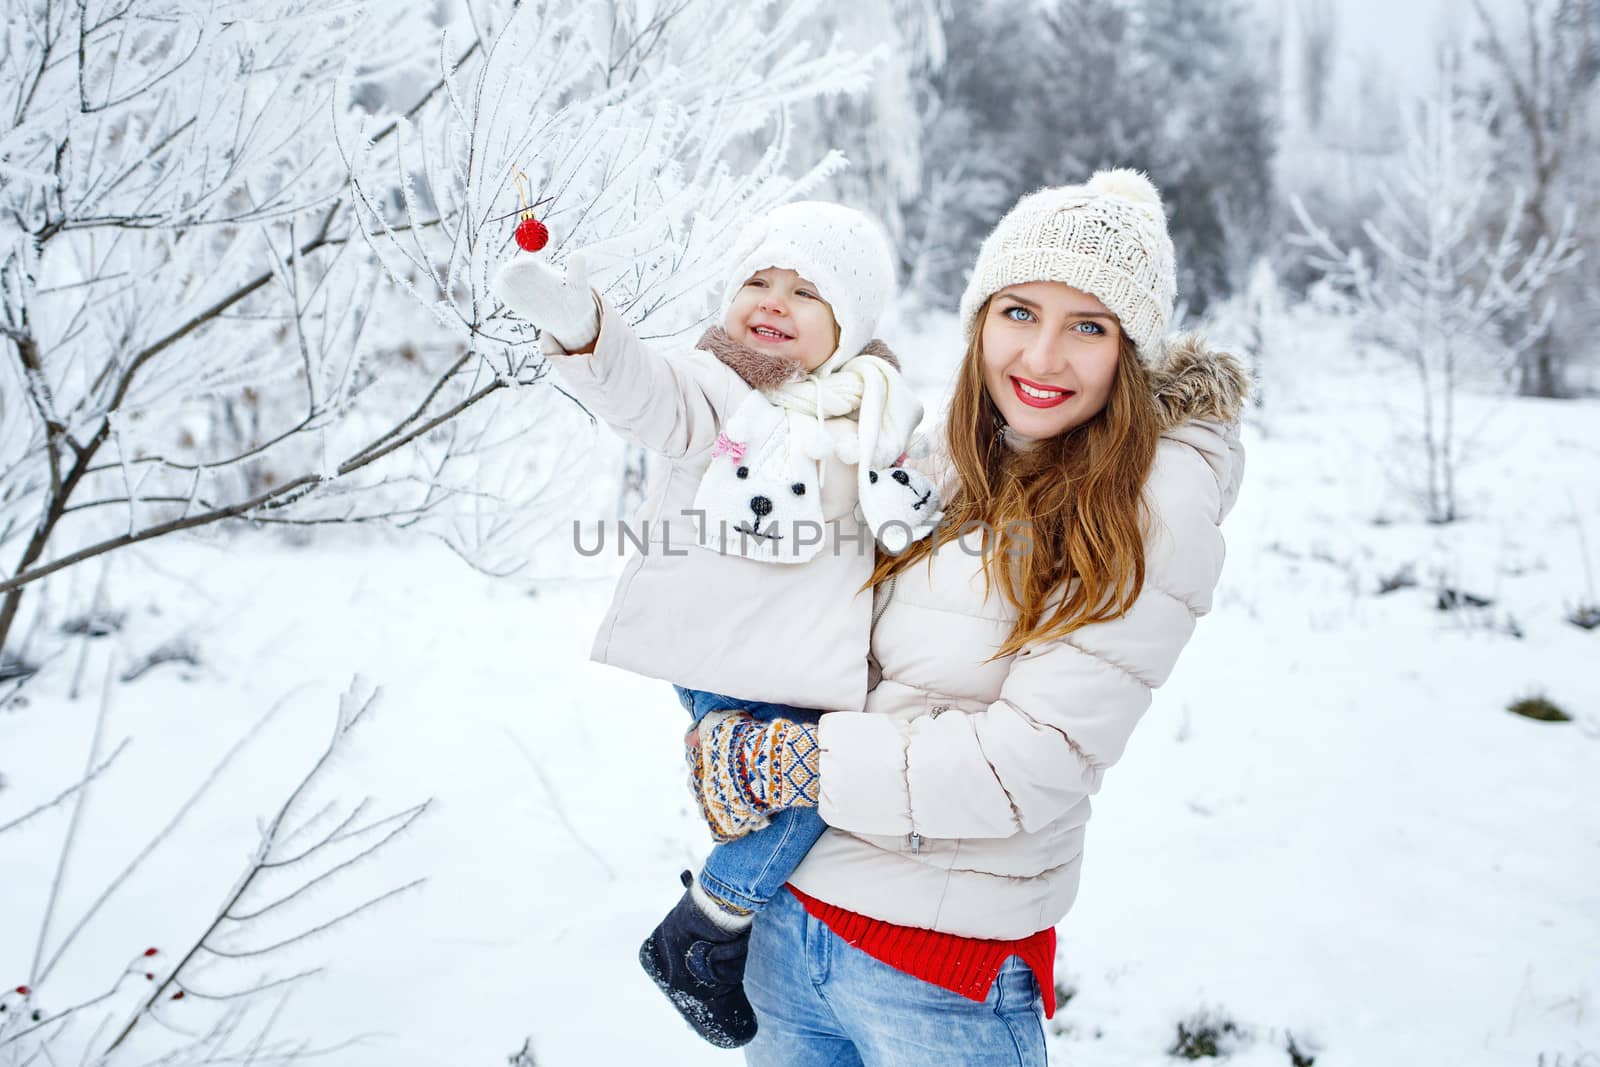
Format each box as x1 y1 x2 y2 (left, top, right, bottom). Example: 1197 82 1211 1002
719 201 896 378
958 168 1177 361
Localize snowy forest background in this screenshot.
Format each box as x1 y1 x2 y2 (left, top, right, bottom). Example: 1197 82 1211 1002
2 0 1597 1064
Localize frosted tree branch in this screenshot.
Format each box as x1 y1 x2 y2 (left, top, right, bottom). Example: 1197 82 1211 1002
0 679 429 1064
1292 57 1580 523
1 0 881 653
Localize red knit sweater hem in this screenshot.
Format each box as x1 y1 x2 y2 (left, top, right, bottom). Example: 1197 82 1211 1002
787 884 1057 1018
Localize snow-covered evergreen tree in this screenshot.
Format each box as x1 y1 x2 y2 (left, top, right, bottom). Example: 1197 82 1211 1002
896 0 1277 312
1128 0 1278 309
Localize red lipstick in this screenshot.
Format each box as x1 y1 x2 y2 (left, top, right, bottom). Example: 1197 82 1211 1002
1010 376 1074 409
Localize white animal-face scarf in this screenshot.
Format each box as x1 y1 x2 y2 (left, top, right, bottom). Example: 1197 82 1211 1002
689 328 935 564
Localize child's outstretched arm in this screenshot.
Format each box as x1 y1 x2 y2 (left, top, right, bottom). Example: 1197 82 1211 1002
493 255 733 459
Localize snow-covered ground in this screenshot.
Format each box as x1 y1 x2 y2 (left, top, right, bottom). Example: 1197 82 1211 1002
3 308 1597 1065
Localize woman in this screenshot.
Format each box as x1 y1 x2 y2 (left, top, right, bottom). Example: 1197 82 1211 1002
684 168 1248 1064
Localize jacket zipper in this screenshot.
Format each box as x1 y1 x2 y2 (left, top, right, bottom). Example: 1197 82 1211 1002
871 575 919 853
871 574 898 630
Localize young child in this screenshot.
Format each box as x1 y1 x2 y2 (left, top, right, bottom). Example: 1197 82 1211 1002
491 202 940 1049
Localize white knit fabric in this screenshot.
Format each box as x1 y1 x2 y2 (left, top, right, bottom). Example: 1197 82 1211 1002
770 350 925 526
689 352 924 564
958 168 1177 361
719 201 896 378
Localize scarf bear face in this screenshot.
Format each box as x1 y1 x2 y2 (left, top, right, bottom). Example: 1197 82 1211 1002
691 394 828 563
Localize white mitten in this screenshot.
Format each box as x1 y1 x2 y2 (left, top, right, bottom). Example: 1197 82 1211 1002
491 253 599 353
860 465 943 554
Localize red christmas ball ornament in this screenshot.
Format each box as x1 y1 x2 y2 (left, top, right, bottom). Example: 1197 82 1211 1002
514 215 548 253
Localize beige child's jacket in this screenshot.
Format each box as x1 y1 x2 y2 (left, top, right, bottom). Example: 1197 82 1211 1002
790 335 1251 938
547 298 881 713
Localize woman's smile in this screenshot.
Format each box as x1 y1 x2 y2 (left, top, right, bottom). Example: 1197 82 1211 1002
1010 375 1076 408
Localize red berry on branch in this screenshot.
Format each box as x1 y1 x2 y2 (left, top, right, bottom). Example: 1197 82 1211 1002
143 948 158 957
171 991 185 1001
145 973 155 981
514 216 549 252
14 986 29 995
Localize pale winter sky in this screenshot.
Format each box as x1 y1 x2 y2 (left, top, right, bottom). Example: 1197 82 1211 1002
1262 0 1462 93
1339 0 1453 86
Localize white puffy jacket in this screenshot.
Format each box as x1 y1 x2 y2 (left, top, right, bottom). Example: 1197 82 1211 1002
790 335 1250 938
547 299 884 713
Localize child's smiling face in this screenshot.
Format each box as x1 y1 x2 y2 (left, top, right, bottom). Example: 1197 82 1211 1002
725 267 840 372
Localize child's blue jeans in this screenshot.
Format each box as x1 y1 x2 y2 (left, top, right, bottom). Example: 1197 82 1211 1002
675 685 827 915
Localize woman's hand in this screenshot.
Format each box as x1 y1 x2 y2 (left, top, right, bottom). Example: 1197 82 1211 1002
685 711 821 842
490 253 599 353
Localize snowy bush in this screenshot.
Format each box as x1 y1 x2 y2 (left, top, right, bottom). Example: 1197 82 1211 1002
0 0 881 655
0 680 427 1064
1168 1008 1250 1059
1292 55 1580 525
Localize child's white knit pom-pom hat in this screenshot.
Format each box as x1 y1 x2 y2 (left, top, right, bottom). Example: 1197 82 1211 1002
958 168 1177 363
719 201 896 378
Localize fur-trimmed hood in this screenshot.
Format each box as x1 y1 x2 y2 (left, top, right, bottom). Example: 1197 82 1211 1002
1147 331 1249 524
695 326 901 391
1147 331 1252 432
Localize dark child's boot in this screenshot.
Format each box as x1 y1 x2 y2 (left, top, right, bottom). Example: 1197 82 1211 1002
638 870 757 1049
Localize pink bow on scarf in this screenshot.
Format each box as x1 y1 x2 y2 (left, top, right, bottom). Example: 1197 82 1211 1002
712 432 746 465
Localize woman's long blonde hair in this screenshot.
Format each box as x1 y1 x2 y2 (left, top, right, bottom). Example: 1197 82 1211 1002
868 297 1161 658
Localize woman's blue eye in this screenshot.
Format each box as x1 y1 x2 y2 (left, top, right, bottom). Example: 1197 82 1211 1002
797 290 817 300
1002 305 1034 322
746 278 767 288
1072 320 1106 335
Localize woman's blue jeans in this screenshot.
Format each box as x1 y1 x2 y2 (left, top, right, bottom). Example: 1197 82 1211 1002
742 887 1048 1066
675 686 828 914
